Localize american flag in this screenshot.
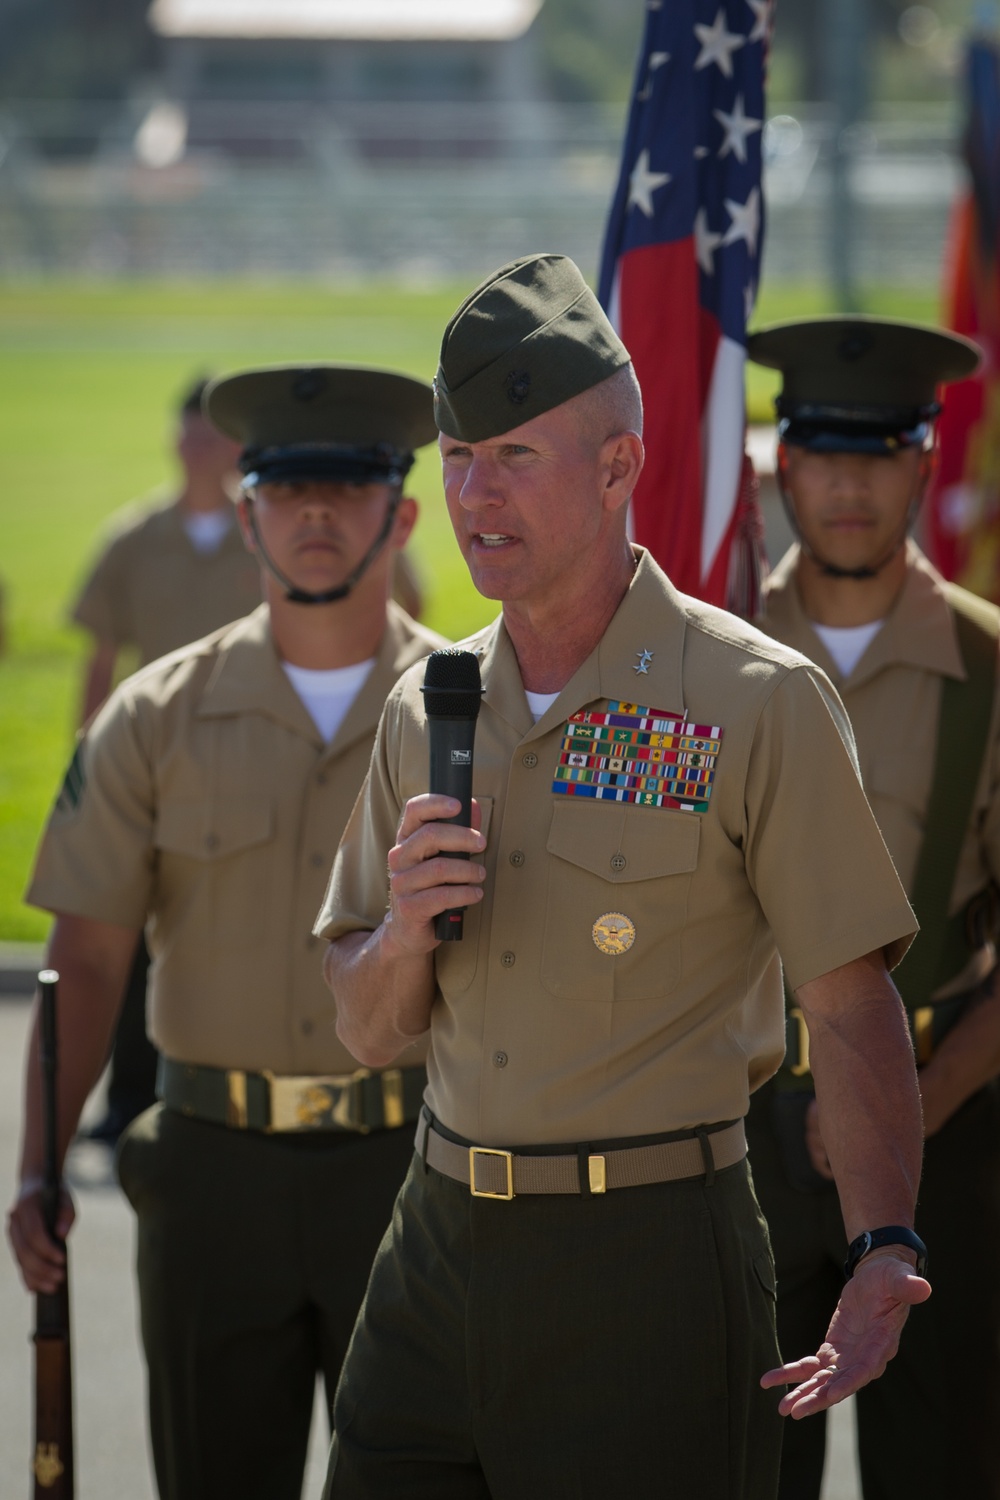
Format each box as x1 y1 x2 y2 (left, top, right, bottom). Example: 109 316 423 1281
598 0 772 614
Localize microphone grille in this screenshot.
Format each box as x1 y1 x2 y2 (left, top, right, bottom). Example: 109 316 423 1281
422 649 483 719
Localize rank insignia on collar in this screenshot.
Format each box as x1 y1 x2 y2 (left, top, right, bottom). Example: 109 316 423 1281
552 701 723 813
634 648 654 675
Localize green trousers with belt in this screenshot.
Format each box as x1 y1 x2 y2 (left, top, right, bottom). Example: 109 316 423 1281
746 1078 1000 1500
116 1104 415 1500
324 1142 783 1499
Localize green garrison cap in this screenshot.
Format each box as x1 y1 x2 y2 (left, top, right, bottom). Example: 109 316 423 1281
747 317 981 454
204 365 437 484
434 253 632 442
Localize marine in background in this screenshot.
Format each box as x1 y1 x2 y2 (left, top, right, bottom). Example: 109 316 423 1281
748 316 1000 1500
73 374 424 1145
9 364 446 1500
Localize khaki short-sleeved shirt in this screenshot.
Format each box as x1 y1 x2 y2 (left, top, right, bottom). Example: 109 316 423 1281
762 542 1000 996
316 549 916 1146
71 497 263 667
28 602 445 1075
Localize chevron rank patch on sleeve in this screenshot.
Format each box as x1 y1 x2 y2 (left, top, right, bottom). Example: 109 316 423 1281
55 742 86 814
552 701 723 812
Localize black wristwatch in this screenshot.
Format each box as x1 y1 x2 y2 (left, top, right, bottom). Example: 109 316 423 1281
844 1226 928 1280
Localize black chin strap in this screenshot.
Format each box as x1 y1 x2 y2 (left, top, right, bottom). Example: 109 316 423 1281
777 472 923 581
244 489 401 605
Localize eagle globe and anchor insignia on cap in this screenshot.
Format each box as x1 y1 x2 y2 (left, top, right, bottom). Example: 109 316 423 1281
593 911 637 956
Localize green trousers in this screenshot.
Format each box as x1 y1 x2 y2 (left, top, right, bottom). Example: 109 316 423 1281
116 1104 415 1500
325 1132 782 1499
746 1079 1000 1500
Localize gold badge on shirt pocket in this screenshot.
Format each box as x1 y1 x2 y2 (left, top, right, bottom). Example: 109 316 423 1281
592 912 637 956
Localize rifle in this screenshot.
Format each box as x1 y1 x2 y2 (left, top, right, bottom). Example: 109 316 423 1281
32 967 74 1497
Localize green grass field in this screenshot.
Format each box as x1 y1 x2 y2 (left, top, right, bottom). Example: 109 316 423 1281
0 278 942 940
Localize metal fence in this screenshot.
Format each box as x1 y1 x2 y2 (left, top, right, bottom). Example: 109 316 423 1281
0 98 967 284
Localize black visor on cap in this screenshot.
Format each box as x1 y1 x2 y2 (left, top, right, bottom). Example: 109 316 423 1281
777 397 939 455
240 442 413 487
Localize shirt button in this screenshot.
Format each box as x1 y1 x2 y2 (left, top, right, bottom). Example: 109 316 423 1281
205 833 220 851
611 853 627 871
509 850 525 867
493 1050 508 1069
522 752 538 768
500 951 516 968
316 771 328 786
310 853 326 868
300 1019 314 1036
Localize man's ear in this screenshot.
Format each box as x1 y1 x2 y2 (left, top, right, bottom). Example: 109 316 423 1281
601 431 644 515
391 495 419 549
236 495 258 555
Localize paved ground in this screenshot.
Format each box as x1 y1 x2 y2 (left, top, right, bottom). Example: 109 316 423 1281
0 982 860 1500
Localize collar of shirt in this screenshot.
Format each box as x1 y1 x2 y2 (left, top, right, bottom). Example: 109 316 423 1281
194 600 423 758
763 540 965 690
464 547 689 738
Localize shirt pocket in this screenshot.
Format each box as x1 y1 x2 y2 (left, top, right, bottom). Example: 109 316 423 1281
153 797 275 950
433 796 493 995
540 799 700 1001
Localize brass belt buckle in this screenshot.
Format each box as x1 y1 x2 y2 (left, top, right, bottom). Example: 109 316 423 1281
469 1146 514 1200
264 1070 371 1132
787 1005 811 1077
381 1068 405 1129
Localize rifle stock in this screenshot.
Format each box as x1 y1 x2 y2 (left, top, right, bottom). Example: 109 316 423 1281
32 968 73 1497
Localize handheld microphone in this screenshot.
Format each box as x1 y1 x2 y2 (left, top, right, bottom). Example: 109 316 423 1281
421 649 483 942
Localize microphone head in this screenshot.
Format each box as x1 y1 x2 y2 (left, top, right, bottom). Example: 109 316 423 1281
421 649 483 720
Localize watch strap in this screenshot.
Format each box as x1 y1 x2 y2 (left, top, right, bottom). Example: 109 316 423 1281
844 1225 928 1279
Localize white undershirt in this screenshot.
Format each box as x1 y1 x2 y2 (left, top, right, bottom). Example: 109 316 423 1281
282 659 376 742
182 508 234 554
525 689 560 724
813 620 884 678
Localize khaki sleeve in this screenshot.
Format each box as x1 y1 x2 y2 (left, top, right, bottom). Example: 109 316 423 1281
70 531 133 647
744 663 917 991
314 687 405 942
976 647 1000 888
25 686 156 929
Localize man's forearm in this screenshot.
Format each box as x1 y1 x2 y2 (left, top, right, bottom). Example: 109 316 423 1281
799 954 923 1241
327 923 437 1067
918 980 1000 1135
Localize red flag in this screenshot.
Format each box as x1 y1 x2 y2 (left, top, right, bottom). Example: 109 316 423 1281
929 37 1000 597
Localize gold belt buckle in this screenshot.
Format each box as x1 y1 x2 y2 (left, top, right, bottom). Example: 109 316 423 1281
381 1068 405 1129
264 1070 371 1132
469 1146 514 1200
787 1006 811 1077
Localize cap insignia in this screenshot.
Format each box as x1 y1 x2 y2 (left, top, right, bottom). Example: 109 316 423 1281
837 330 876 362
292 371 327 402
505 370 532 404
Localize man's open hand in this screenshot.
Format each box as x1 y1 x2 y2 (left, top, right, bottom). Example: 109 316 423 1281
761 1251 931 1417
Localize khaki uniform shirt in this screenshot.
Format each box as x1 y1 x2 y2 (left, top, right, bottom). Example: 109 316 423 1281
762 542 1000 996
28 602 445 1075
71 497 263 667
316 549 916 1146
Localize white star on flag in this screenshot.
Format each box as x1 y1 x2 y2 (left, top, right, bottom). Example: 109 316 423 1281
638 51 671 101
722 187 761 255
694 208 723 275
746 0 772 43
628 148 672 217
693 9 745 78
713 94 762 163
